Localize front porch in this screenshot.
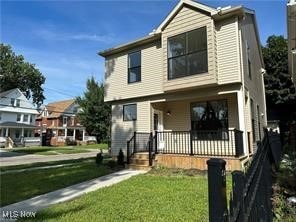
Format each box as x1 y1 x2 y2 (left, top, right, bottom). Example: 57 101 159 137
126 129 245 171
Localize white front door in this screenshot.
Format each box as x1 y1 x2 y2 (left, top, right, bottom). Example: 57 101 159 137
153 110 164 150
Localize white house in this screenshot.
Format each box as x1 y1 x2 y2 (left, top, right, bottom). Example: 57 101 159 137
0 88 39 147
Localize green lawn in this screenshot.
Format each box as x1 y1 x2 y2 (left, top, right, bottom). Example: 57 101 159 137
9 143 108 155
0 158 119 207
22 168 225 222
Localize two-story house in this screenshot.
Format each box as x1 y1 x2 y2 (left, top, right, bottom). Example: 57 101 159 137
0 88 39 147
99 0 267 170
36 99 87 146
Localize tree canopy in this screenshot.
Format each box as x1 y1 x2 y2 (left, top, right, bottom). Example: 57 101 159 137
76 77 111 143
262 35 296 106
0 43 46 106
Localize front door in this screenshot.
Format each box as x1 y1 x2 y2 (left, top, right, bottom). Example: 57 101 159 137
153 110 164 150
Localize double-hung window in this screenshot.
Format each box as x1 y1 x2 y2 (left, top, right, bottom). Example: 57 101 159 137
128 51 141 83
168 26 208 79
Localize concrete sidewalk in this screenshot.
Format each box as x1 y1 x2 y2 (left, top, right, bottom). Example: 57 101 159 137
0 169 147 221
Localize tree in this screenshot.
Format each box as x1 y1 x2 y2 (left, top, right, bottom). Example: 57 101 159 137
262 35 296 106
76 77 111 143
0 44 46 106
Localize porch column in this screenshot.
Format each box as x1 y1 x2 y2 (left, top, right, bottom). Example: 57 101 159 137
237 91 248 155
65 128 67 139
73 129 76 140
21 128 24 137
82 129 85 141
5 128 9 137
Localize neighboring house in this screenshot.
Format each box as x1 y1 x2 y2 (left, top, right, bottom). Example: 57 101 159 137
35 99 88 146
99 0 267 170
0 88 39 147
287 0 296 84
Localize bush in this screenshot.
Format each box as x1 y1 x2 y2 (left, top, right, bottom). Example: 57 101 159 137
96 152 103 165
117 149 124 166
65 138 77 146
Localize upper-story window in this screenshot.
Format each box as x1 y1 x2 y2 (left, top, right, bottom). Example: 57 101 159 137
16 99 20 107
168 26 208 80
16 114 21 122
11 98 15 106
63 117 68 126
23 114 29 122
128 51 141 83
0 112 2 121
246 41 252 80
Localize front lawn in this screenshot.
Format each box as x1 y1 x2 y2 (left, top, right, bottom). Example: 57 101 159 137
24 168 215 221
0 158 119 207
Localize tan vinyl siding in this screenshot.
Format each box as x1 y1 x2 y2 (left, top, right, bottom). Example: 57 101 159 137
111 101 151 155
240 14 266 142
216 17 241 84
162 6 216 91
105 41 163 102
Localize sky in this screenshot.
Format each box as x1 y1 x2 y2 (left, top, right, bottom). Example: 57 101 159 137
1 0 287 104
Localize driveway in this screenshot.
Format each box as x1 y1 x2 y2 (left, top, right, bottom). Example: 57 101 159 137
0 149 100 167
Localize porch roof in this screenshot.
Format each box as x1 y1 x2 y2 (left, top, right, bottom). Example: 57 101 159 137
0 122 38 129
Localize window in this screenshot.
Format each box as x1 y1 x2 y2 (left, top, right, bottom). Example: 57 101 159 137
15 129 20 139
128 51 141 83
0 112 2 121
11 98 15 106
246 41 252 80
123 104 137 121
63 117 68 126
23 114 28 122
191 100 228 139
71 117 75 126
16 99 20 107
16 114 21 122
30 115 33 123
168 27 207 79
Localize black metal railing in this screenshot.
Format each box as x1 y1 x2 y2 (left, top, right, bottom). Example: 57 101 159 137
207 129 282 222
155 129 243 157
126 132 151 164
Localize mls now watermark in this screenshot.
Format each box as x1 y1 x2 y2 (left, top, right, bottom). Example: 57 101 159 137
2 210 36 219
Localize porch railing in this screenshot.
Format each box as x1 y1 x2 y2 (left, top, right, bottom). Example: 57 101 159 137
155 129 243 157
127 129 244 164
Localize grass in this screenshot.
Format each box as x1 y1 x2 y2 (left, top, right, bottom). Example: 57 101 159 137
22 168 232 222
0 158 119 207
8 143 108 155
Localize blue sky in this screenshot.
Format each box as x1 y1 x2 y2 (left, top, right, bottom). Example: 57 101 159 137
1 0 286 104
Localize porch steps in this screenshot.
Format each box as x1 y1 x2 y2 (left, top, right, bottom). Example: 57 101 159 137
128 152 152 170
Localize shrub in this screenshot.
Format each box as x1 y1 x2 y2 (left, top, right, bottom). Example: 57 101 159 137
96 152 103 165
65 138 77 146
107 160 116 169
117 149 125 166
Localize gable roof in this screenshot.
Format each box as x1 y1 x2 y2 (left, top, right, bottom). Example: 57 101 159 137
0 88 23 98
46 99 75 118
155 0 216 33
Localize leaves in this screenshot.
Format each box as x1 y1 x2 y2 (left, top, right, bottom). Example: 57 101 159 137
75 77 111 142
0 43 46 106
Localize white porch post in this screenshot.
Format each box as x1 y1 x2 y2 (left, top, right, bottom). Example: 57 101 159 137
5 128 9 137
73 129 76 140
82 129 85 141
21 128 24 137
237 91 248 155
65 128 68 139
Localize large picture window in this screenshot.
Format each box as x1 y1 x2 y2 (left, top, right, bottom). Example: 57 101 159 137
191 100 228 140
168 27 208 79
123 104 137 121
128 51 141 83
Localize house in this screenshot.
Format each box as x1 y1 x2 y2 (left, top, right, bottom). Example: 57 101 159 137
0 88 40 147
99 0 267 170
35 99 88 146
287 0 296 84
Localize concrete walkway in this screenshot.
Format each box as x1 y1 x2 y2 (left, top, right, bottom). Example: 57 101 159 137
0 150 101 167
0 169 147 221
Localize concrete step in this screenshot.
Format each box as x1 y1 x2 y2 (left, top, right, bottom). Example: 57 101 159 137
128 164 151 171
130 158 149 165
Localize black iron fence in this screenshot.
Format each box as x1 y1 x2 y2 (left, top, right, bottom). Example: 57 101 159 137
155 129 244 157
126 132 151 164
207 130 282 222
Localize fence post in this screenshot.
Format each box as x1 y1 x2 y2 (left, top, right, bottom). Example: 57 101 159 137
207 158 228 222
190 130 193 155
232 171 245 221
155 131 158 154
134 132 137 153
